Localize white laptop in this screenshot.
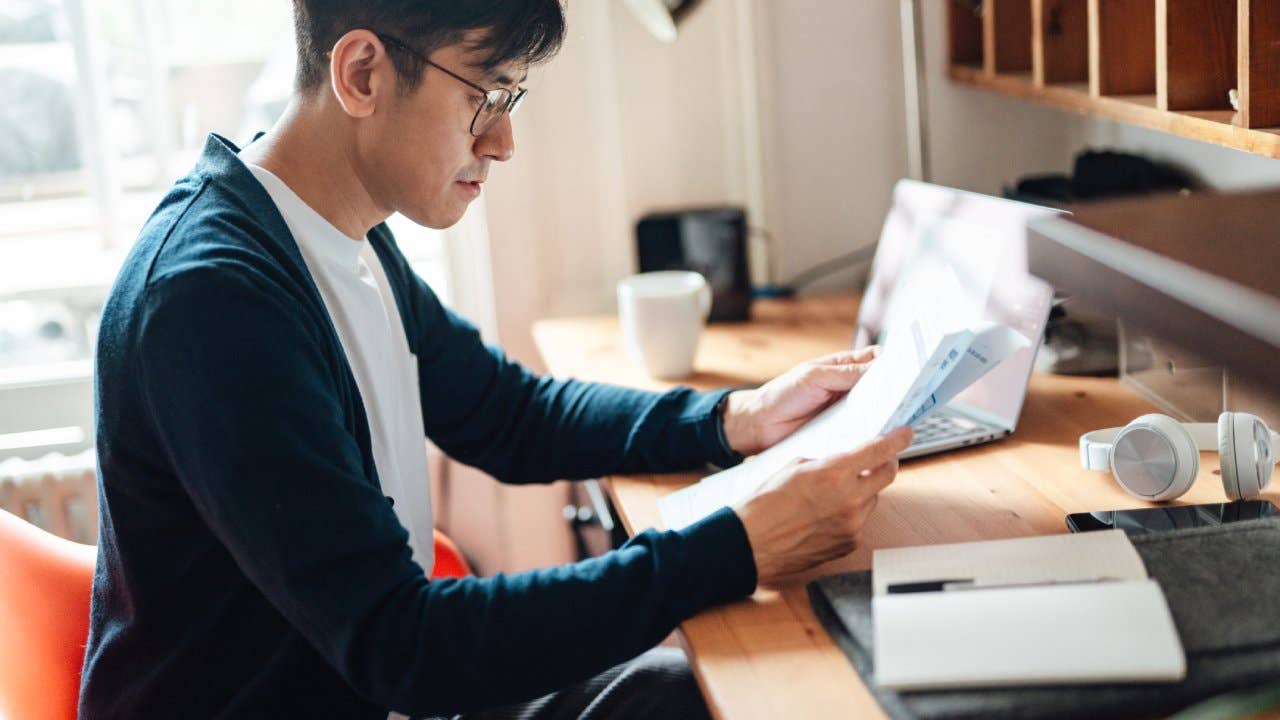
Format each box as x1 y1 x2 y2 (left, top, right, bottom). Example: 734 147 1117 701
854 179 1061 459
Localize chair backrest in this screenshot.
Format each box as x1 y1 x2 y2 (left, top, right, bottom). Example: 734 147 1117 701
0 509 469 720
0 508 96 720
432 528 472 579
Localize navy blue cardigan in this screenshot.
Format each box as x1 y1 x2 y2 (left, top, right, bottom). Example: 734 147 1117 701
79 134 756 718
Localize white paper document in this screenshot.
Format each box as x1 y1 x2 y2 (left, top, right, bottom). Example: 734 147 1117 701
657 312 1029 531
872 531 1186 690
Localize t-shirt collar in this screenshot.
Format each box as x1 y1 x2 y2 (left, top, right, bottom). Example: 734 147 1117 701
242 161 364 273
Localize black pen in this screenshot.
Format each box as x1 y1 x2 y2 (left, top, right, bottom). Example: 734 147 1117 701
885 576 1123 594
885 578 972 594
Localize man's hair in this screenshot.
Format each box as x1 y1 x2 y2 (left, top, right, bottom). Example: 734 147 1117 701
293 1 565 92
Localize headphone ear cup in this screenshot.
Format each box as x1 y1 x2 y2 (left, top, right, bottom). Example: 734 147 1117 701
1220 412 1274 500
1260 422 1276 495
1218 412 1243 500
1110 414 1199 502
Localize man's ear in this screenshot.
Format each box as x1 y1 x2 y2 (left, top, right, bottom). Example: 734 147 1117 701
328 29 393 118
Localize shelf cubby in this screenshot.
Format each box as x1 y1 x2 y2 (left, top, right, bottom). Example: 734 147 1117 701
1240 0 1280 128
1034 0 1088 86
950 0 985 67
1089 0 1156 96
985 0 1034 73
1157 0 1236 112
947 0 1280 159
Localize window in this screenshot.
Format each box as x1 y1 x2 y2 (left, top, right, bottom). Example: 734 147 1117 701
0 1 465 473
0 0 453 374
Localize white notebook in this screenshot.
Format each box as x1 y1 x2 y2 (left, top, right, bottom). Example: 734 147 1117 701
871 530 1186 690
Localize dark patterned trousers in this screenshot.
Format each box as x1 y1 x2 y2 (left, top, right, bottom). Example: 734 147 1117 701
442 648 713 720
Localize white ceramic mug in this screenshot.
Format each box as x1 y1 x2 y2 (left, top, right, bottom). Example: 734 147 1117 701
617 271 712 379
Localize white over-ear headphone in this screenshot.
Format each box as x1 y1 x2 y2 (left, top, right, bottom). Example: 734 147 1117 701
1080 412 1278 502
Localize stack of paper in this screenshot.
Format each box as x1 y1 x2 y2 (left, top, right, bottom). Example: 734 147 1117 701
872 530 1186 690
658 311 1029 531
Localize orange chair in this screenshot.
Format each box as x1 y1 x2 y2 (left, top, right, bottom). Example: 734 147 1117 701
0 508 471 720
431 528 472 578
0 508 96 720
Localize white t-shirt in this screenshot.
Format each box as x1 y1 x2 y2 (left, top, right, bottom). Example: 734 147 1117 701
245 162 435 576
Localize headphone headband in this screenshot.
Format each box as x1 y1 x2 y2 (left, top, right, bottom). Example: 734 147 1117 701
1080 413 1277 502
1079 422 1219 472
1080 420 1280 472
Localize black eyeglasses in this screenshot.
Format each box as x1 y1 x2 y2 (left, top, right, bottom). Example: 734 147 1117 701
375 32 527 137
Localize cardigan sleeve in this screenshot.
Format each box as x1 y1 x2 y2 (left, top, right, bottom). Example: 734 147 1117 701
374 237 743 483
136 265 756 716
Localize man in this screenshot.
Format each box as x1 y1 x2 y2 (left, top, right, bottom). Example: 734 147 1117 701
80 2 912 718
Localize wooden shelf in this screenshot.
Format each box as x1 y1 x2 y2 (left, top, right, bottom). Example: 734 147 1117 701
948 0 1280 160
1241 0 1280 127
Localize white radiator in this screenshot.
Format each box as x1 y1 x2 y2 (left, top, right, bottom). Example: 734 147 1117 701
0 449 98 544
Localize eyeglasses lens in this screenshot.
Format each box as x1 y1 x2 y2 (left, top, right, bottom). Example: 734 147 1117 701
472 89 512 136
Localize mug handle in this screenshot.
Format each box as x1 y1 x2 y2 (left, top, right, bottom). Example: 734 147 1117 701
697 282 712 320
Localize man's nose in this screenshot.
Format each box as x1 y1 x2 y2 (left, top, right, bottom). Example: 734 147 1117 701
476 112 515 162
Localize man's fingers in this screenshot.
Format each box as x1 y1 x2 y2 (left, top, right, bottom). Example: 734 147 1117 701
819 425 914 473
852 345 880 363
804 362 874 393
809 346 879 367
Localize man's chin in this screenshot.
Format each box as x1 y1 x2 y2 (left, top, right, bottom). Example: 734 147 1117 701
402 203 469 231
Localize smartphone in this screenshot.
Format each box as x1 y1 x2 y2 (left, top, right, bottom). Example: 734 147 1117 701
1065 500 1279 535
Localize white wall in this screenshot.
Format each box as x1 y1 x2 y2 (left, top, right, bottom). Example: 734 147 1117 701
737 0 1079 292
754 0 908 290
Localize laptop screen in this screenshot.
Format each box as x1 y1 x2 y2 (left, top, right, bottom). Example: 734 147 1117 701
854 179 1061 429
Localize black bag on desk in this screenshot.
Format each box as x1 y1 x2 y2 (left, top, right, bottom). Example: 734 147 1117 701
807 519 1280 720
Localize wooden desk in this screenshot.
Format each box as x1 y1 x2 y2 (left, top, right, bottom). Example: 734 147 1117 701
532 294 1276 719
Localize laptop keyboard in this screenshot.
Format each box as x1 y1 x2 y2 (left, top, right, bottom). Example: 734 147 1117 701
909 412 983 447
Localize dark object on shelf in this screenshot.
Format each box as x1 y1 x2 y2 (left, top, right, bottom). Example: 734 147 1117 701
1072 150 1200 199
1006 149 1202 208
1009 174 1074 207
636 207 752 323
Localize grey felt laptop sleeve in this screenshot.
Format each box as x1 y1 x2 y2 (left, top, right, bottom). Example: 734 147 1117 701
807 518 1280 720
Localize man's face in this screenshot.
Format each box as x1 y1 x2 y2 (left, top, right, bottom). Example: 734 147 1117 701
357 36 526 229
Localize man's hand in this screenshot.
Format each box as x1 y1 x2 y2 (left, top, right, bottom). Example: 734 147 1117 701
733 426 913 584
721 347 879 456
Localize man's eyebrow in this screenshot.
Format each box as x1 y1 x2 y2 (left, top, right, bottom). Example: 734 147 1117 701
490 70 529 87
